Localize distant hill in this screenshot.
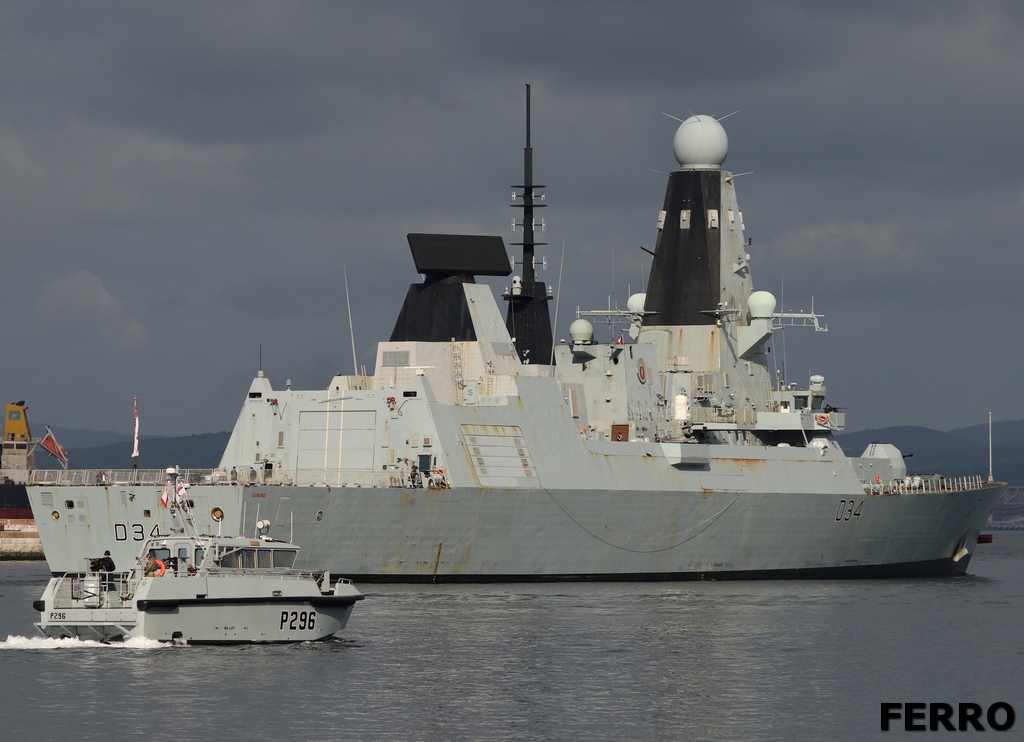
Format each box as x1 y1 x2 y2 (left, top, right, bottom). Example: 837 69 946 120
48 426 166 449
947 419 1024 447
36 432 230 470
835 426 970 456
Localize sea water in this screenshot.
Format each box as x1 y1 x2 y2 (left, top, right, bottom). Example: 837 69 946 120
1 534 1022 741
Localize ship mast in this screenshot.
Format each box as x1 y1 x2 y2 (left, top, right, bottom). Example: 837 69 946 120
505 84 553 364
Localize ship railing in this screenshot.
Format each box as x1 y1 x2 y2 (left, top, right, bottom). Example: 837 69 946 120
50 570 135 609
864 474 994 496
30 466 423 489
199 567 331 582
690 406 758 425
242 467 447 489
270 468 401 488
29 468 226 486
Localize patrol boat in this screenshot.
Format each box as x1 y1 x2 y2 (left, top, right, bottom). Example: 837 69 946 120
25 103 1005 582
33 469 363 643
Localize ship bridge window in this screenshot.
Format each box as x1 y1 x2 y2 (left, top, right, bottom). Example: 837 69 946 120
273 550 297 568
195 548 205 566
793 395 808 410
811 396 824 411
257 549 272 569
219 548 256 569
150 547 171 563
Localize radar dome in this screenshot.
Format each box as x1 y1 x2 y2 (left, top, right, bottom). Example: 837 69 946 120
569 318 595 345
672 114 728 169
747 291 776 319
626 293 647 313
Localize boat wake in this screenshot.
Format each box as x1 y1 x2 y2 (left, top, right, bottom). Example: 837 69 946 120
0 634 164 649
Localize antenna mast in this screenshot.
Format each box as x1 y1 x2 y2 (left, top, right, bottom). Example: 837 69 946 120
522 85 537 289
344 263 358 377
988 411 994 482
505 84 553 364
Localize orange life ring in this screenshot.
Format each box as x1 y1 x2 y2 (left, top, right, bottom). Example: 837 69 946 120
154 559 166 578
816 414 829 426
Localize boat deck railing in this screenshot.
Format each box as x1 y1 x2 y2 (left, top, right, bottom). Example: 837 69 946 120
31 466 1000 495
49 567 338 609
50 571 134 610
864 474 996 496
29 467 444 490
29 468 222 486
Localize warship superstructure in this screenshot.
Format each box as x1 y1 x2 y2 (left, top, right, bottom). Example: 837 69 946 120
26 106 1003 581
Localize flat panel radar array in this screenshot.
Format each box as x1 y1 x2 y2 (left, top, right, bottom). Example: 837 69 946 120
390 234 511 343
407 234 512 278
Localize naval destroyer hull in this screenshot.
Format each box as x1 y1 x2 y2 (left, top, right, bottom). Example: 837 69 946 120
26 458 1003 582
232 480 1003 581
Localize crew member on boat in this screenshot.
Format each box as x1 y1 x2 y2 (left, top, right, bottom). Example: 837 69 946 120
90 550 116 590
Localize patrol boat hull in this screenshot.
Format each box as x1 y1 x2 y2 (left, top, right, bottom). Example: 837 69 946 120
34 574 360 643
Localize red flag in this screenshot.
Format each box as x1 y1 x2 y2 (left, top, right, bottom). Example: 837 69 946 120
39 426 69 469
160 483 169 508
175 482 187 504
616 335 624 345
131 397 140 459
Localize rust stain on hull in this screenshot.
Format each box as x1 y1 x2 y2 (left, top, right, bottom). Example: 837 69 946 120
431 542 443 583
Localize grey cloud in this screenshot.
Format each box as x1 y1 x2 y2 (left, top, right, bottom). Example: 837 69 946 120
38 271 147 348
2 1 1023 435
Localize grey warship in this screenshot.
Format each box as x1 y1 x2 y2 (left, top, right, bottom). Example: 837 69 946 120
26 101 1004 582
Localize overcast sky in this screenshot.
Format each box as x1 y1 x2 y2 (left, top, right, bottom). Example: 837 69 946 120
2 1 1022 438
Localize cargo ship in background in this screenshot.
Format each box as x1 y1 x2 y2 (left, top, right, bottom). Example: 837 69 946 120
24 95 1005 581
1 402 61 558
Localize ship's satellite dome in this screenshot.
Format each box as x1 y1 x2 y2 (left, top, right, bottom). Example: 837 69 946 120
626 293 647 314
673 114 728 169
569 318 595 344
747 290 776 319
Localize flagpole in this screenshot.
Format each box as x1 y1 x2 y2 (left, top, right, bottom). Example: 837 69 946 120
132 396 139 473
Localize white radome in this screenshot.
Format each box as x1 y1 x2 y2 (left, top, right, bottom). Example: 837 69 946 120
626 293 646 313
673 115 728 169
569 318 595 344
747 290 777 319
